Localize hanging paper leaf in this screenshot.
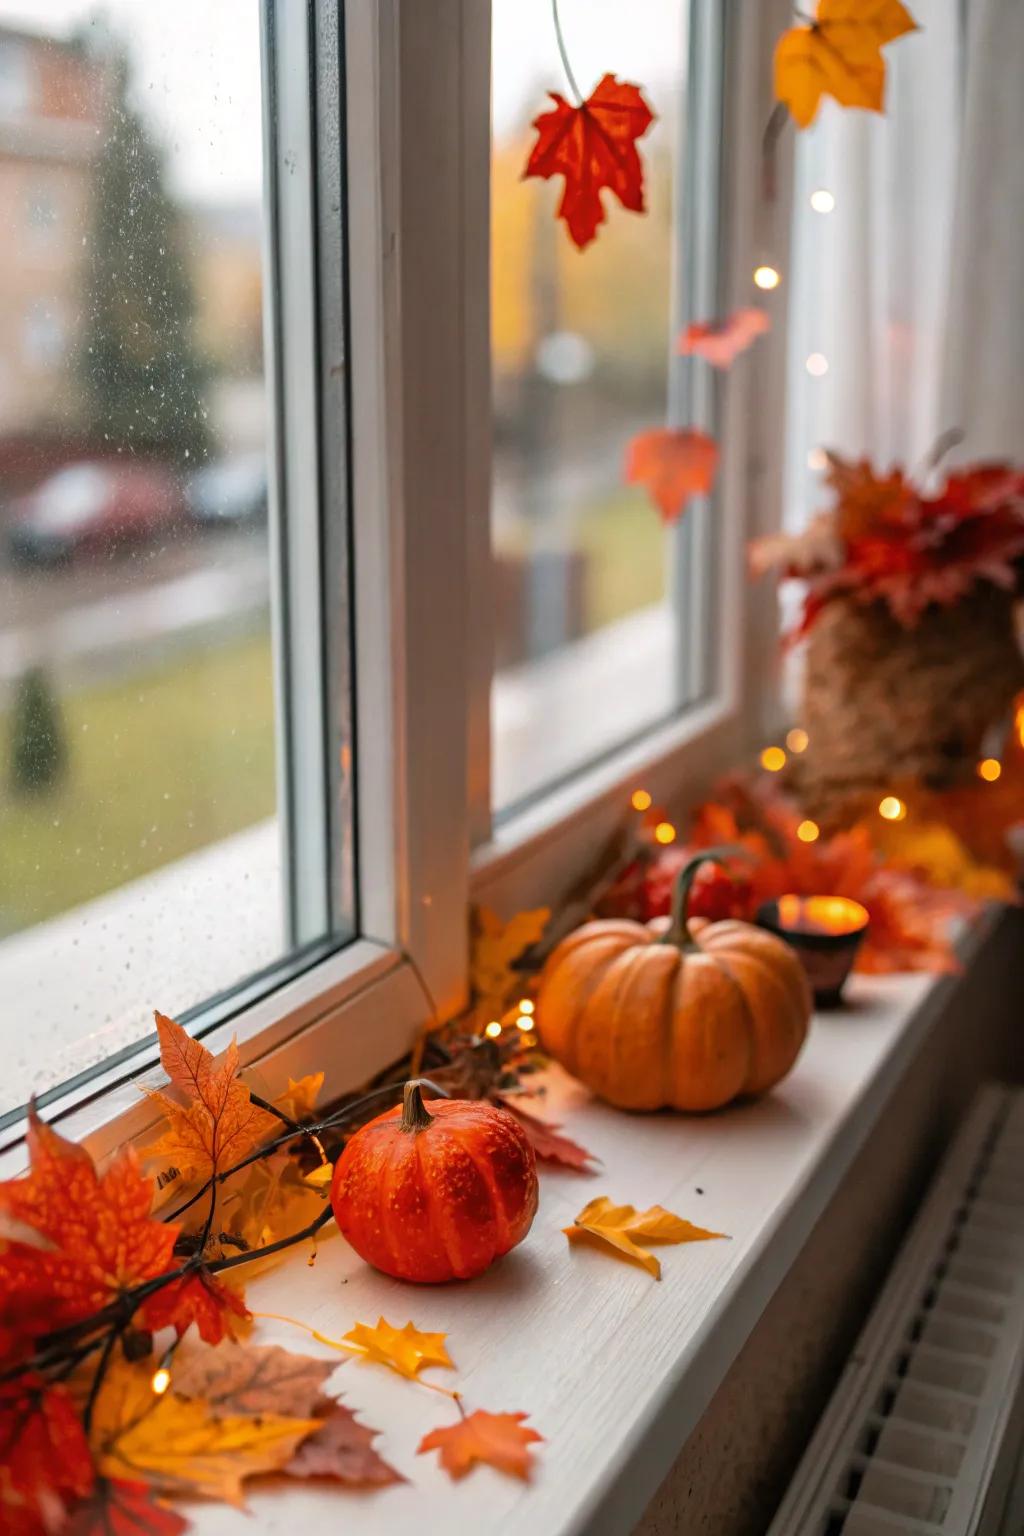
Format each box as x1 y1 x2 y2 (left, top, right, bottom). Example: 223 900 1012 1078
774 0 919 129
342 1318 454 1382
564 1195 727 1279
524 74 655 250
625 428 718 524
678 308 770 369
418 1410 543 1482
142 1012 278 1182
0 1106 178 1340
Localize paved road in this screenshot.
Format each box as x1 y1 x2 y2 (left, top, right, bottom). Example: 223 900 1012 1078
0 525 270 689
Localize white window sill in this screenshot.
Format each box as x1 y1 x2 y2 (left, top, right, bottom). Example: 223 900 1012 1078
175 937 989 1536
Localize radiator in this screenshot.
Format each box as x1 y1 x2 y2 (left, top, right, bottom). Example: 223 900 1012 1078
768 1084 1024 1536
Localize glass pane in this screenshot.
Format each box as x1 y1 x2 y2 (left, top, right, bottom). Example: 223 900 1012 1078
491 0 692 812
0 3 352 1114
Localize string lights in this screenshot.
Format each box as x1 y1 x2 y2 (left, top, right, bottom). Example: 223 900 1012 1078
753 263 781 291
878 796 907 822
796 819 820 843
977 758 1002 783
151 1366 172 1396
484 1020 502 1039
809 188 835 213
653 821 677 845
806 352 829 377
631 788 652 811
786 728 809 754
760 746 787 772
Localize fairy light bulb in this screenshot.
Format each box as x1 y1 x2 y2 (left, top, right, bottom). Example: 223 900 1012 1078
796 819 820 843
786 727 809 753
806 352 829 377
760 746 787 772
878 796 907 821
978 758 1002 782
810 188 835 213
484 1021 502 1039
753 264 781 291
515 1015 534 1032
654 821 676 845
631 788 652 811
151 1367 171 1396
518 999 535 1015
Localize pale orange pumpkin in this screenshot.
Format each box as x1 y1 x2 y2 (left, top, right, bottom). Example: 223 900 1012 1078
536 852 812 1111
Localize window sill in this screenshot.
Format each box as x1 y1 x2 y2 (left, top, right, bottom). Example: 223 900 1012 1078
173 921 997 1536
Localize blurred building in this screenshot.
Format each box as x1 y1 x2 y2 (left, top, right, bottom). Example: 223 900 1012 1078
0 24 103 438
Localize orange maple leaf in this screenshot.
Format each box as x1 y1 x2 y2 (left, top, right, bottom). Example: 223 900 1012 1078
775 0 919 129
0 1107 178 1339
142 1012 278 1182
625 428 718 524
141 1268 250 1346
524 74 654 250
418 1410 542 1482
678 308 770 369
0 1377 94 1530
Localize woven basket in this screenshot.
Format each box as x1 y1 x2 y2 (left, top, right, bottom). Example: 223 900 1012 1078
792 588 1024 823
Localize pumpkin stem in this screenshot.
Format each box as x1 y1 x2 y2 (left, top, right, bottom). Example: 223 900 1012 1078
400 1079 434 1134
660 846 743 949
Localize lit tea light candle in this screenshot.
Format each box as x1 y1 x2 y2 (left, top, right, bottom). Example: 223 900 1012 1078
757 894 869 1006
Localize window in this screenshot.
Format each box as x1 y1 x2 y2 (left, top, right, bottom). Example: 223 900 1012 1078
2 2 771 1146
490 0 722 814
0 3 354 1120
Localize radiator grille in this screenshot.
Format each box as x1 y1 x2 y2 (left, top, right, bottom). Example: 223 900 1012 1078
769 1085 1024 1536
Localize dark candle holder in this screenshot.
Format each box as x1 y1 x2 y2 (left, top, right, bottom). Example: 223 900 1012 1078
756 895 869 1007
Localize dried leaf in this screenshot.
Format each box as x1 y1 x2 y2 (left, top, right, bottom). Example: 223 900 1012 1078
65 1479 189 1536
0 1107 177 1338
172 1339 334 1420
303 1163 334 1190
275 1073 324 1122
284 1398 402 1488
678 308 770 369
496 1098 598 1172
219 1150 327 1256
88 1358 318 1506
624 428 718 524
524 74 654 250
342 1319 453 1382
142 1013 278 1182
418 1410 542 1482
0 1377 94 1527
471 906 551 1018
565 1195 727 1280
775 0 918 128
141 1268 250 1346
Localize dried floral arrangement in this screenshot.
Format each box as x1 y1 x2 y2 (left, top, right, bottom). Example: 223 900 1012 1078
750 451 1024 640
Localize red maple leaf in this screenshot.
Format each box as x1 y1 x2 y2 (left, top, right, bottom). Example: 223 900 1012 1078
495 1099 597 1172
66 1478 189 1536
524 74 654 250
0 1106 178 1341
625 428 718 523
141 1268 250 1346
678 308 770 369
0 1377 94 1531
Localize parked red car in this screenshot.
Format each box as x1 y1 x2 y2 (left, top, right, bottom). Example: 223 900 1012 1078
6 461 189 568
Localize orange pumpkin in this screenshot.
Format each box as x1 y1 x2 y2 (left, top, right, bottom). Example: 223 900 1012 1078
537 852 812 1111
331 1081 538 1282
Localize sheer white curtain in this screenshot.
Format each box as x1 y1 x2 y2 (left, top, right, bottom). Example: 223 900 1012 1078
783 2 963 538
784 0 1024 536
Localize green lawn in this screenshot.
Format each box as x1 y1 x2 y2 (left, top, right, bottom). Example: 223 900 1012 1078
0 632 277 934
577 487 668 629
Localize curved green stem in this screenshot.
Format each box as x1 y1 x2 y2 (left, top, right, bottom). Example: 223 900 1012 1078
659 846 743 949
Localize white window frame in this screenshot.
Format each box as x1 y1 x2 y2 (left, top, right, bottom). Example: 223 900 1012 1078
0 0 794 1167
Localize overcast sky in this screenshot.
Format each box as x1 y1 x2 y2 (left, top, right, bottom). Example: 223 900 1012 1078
1 1 684 202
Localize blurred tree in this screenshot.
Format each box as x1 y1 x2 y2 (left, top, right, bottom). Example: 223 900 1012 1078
77 35 210 463
9 669 68 796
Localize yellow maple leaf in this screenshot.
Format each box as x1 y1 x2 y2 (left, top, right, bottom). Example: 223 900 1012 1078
470 905 550 1016
342 1318 454 1381
141 1012 278 1182
275 1072 325 1122
564 1196 728 1280
775 0 918 129
219 1150 328 1256
89 1357 319 1506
